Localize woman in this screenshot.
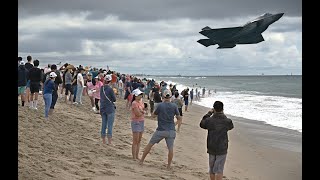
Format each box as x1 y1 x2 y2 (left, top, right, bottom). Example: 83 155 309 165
93 76 103 113
100 75 116 145
43 72 57 120
130 89 146 160
86 73 96 111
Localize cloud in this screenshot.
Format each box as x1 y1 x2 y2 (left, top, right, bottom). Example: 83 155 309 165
18 0 302 75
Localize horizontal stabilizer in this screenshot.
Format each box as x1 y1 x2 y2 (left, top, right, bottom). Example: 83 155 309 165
197 39 216 47
202 26 212 31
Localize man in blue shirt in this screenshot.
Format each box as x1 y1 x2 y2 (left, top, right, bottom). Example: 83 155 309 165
139 90 182 169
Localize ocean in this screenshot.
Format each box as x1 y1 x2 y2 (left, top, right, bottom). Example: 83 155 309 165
143 75 302 133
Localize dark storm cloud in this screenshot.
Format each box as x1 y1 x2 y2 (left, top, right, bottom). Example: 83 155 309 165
18 0 301 21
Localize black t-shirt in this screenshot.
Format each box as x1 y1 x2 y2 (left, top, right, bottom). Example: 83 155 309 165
28 67 43 82
25 62 33 71
152 87 162 103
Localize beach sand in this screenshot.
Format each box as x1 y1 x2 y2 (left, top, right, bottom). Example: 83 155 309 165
18 95 302 180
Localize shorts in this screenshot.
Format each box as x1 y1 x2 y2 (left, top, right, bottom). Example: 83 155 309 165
131 121 144 132
209 154 227 174
184 98 189 106
178 108 183 116
65 84 74 95
18 86 26 95
127 94 133 102
30 81 41 93
26 80 30 88
149 130 176 150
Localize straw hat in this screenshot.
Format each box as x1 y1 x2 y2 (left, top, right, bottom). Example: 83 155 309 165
66 64 75 69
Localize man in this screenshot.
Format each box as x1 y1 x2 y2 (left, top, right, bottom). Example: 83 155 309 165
200 101 234 180
139 90 182 169
18 61 28 106
28 59 43 110
24 55 34 106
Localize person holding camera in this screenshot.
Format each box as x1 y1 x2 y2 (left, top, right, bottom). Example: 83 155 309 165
200 101 234 180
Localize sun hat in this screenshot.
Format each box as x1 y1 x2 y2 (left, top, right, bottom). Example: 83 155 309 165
132 89 144 96
66 64 75 69
49 72 57 78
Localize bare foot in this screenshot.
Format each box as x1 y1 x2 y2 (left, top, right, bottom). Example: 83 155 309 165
139 160 143 165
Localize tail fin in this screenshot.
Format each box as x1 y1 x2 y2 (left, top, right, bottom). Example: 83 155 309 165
202 26 212 31
197 39 216 47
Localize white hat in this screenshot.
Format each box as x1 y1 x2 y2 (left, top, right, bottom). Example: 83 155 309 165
49 72 57 78
94 76 99 79
19 61 25 65
132 89 144 96
104 74 112 81
163 90 172 98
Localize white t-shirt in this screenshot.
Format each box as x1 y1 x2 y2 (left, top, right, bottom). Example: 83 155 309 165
77 73 84 86
118 79 123 89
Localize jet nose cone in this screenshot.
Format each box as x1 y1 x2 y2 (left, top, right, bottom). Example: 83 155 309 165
274 13 284 20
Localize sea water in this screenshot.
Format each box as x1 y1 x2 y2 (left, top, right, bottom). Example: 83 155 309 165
144 75 302 133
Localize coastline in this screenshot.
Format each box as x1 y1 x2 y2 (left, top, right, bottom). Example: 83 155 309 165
18 95 302 180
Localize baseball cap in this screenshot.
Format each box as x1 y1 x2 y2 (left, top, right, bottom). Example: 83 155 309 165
213 101 223 110
49 72 57 78
163 90 172 98
19 61 25 65
132 89 144 96
104 74 112 81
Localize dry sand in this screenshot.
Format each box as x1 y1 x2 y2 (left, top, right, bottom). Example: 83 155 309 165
18 94 302 180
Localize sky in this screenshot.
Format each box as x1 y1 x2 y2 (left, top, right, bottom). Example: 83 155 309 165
18 0 302 76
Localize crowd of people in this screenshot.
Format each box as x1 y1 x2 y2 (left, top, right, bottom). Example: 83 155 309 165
18 55 233 180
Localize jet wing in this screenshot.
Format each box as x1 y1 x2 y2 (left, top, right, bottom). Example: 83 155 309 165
199 26 243 40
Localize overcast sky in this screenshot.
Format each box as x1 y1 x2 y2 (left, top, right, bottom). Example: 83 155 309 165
18 0 301 75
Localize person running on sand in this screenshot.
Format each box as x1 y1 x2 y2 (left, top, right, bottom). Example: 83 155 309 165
130 89 146 160
200 101 234 180
139 90 182 169
43 72 57 120
100 75 117 145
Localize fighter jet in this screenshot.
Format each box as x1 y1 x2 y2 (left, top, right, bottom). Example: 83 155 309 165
197 13 284 49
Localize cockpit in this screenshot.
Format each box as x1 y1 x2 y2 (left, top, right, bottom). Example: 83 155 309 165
244 13 272 25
